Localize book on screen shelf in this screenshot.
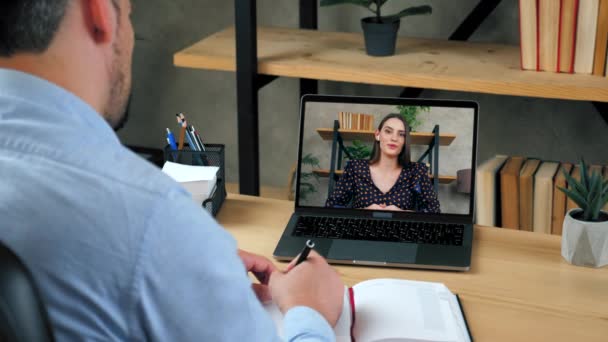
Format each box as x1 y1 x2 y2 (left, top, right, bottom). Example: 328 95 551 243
338 112 374 131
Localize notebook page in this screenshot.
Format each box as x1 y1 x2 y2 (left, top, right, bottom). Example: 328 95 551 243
263 286 352 341
352 279 460 342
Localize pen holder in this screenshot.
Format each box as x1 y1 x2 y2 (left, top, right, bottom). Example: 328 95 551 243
163 144 226 216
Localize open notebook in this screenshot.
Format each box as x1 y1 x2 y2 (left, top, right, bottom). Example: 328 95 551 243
265 278 472 342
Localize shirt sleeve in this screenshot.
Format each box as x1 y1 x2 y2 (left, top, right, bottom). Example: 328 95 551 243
128 186 335 341
325 160 357 208
414 163 441 213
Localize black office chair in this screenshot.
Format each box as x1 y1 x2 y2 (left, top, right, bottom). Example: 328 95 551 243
0 242 55 342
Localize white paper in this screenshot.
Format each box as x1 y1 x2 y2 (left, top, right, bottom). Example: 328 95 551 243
352 279 465 342
162 161 218 201
161 161 218 183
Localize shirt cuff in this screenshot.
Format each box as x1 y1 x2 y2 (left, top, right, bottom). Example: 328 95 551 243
284 306 335 342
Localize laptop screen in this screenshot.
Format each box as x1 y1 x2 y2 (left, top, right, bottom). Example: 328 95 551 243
296 95 478 218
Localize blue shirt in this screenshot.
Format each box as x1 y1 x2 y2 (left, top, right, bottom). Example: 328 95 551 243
0 69 334 341
325 159 441 213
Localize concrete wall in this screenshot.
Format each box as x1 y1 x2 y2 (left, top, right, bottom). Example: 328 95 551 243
120 0 608 193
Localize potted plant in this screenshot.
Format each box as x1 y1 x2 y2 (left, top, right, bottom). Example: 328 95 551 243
397 105 430 131
558 160 608 268
297 153 322 201
320 0 432 56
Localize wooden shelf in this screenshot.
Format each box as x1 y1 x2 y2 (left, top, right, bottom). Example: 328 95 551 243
316 128 456 145
174 26 608 102
312 169 456 184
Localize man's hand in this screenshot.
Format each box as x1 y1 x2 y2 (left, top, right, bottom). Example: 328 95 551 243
269 250 344 327
383 205 404 211
238 249 277 303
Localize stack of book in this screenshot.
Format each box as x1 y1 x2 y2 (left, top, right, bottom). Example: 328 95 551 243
476 155 608 235
520 0 608 75
338 112 374 130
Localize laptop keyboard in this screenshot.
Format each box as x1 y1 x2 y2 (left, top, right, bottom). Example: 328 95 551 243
292 216 465 246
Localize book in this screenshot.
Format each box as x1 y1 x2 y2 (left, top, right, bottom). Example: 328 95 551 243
539 0 561 71
593 0 608 75
533 161 560 234
520 0 539 70
519 158 541 231
265 278 472 342
500 156 526 229
558 0 579 73
476 155 508 226
566 165 581 211
551 163 573 235
574 0 600 74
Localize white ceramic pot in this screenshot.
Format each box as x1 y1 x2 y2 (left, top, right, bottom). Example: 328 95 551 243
561 209 608 268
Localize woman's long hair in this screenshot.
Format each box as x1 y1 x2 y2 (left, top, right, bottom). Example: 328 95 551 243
369 113 411 167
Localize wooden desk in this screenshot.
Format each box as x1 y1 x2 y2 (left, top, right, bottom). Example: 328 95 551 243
217 194 608 342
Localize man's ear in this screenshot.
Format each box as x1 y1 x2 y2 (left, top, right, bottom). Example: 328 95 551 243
85 0 116 44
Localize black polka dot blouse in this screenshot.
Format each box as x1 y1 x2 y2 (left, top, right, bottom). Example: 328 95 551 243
325 159 441 213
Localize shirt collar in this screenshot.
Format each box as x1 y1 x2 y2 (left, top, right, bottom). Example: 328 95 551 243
0 68 120 144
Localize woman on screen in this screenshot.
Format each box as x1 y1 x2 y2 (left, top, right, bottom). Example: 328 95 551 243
325 113 440 213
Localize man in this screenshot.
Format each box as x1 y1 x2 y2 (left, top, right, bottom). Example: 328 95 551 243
0 1 344 340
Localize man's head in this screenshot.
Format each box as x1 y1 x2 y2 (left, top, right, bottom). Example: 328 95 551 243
0 0 134 129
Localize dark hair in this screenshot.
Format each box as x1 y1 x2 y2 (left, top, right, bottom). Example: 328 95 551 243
0 1 70 57
369 113 411 167
0 0 121 57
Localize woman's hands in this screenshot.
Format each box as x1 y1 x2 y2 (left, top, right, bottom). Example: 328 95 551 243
365 203 404 211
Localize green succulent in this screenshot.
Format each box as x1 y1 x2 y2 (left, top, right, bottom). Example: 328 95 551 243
397 105 430 131
320 0 432 24
558 159 608 222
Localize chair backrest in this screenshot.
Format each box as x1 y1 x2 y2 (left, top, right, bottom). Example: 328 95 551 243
0 242 54 342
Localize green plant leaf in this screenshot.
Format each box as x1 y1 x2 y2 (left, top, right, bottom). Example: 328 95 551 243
558 186 588 210
579 159 589 190
562 167 588 198
389 5 433 19
320 0 371 8
589 177 603 221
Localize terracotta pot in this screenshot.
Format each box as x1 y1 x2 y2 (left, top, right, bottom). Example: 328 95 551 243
561 208 608 268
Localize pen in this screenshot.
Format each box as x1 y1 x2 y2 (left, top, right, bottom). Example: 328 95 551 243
166 128 177 150
295 239 315 266
166 128 178 161
191 125 206 151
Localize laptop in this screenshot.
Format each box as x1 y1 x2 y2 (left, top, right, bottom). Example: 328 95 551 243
273 95 479 271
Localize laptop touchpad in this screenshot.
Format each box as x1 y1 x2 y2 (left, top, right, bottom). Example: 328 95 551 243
328 241 417 263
